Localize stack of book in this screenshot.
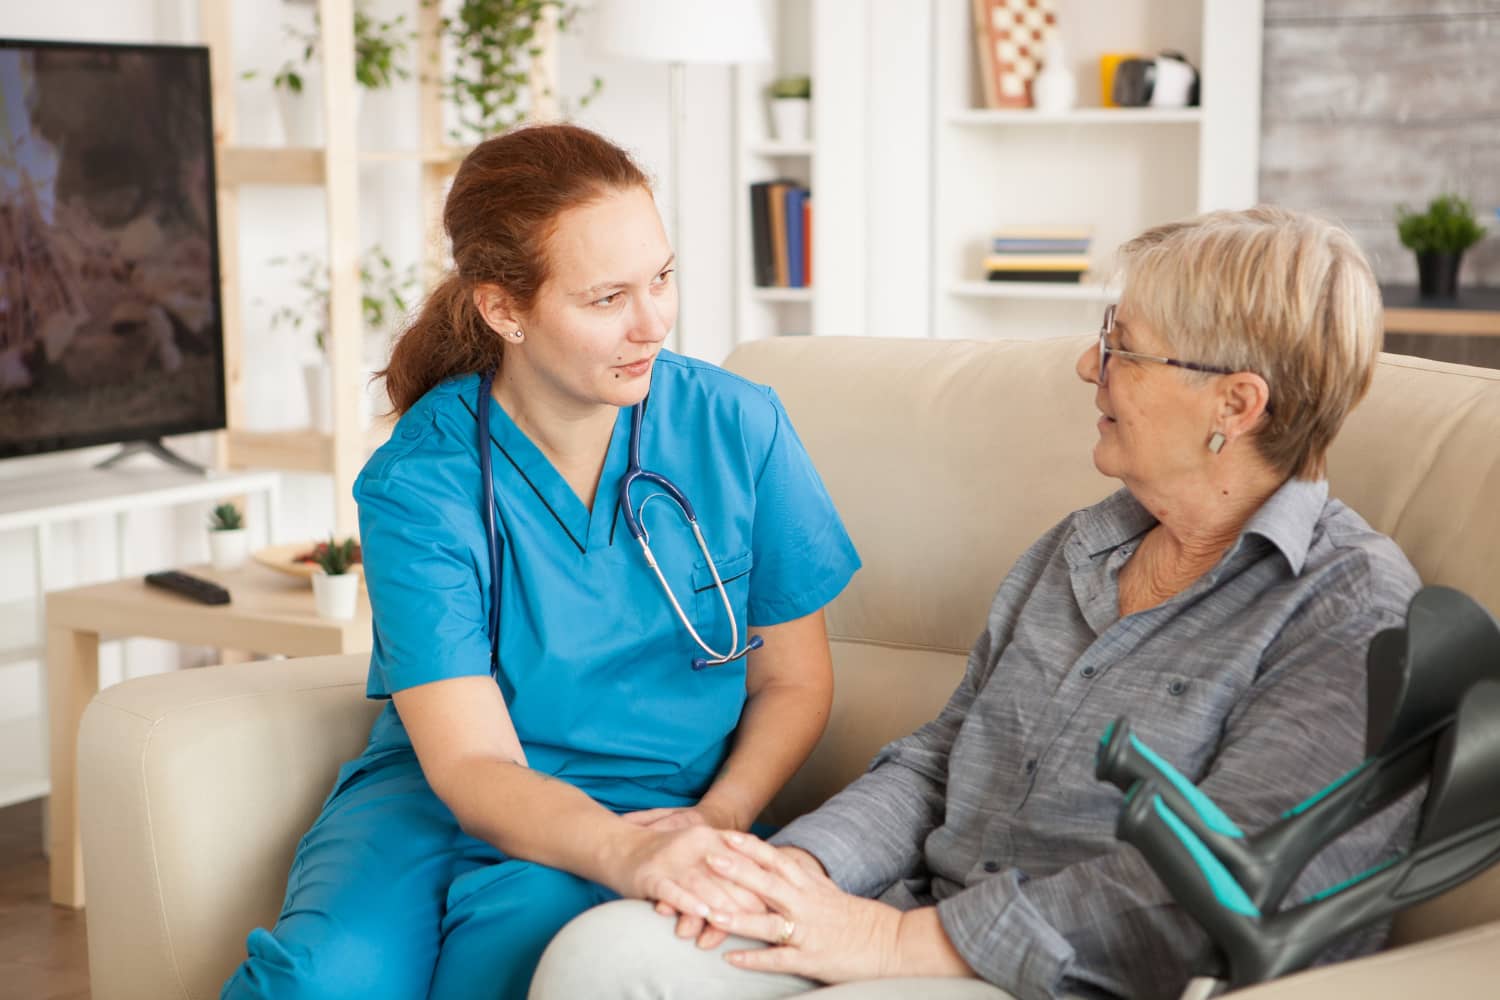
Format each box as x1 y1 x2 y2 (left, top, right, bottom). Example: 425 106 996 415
984 227 1092 283
749 180 813 288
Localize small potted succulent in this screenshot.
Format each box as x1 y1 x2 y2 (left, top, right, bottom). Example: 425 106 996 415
768 75 812 142
207 502 248 570
310 535 362 620
1397 194 1488 300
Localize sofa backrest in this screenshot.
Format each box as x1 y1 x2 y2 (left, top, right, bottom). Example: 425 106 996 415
726 335 1500 945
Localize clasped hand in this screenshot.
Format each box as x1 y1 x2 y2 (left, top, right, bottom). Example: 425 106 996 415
609 806 769 945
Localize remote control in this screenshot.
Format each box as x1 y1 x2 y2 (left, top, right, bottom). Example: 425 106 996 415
144 570 231 606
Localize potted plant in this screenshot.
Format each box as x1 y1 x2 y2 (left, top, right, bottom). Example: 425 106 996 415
310 536 362 620
432 0 601 142
266 246 418 431
251 3 413 146
768 75 811 142
1397 194 1488 300
207 502 248 570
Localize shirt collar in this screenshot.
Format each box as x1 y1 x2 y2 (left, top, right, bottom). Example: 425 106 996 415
1070 477 1328 577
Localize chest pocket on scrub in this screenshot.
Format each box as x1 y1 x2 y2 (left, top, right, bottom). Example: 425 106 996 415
692 550 754 645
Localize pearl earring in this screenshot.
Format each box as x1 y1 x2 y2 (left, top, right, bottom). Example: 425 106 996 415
510 329 524 343
1208 431 1226 454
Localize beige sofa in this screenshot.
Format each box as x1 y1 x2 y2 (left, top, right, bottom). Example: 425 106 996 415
78 336 1500 999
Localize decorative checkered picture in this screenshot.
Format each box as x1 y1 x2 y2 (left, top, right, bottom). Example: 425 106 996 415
972 0 1059 109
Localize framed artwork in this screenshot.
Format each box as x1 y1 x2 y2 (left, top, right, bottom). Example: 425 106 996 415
972 0 1059 109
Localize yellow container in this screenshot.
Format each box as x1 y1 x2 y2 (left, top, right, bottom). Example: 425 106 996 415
1098 52 1138 108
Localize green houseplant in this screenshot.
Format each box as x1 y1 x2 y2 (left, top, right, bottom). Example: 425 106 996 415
1397 194 1487 299
207 502 248 570
432 0 602 142
251 2 413 145
310 535 362 620
265 246 418 432
768 75 811 142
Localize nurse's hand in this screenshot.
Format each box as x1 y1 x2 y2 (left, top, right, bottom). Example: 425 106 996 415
620 803 734 832
604 824 766 933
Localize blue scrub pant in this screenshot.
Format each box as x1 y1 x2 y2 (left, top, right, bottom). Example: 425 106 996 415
221 753 615 1000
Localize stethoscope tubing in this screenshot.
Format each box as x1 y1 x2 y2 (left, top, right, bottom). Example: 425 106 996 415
476 369 761 673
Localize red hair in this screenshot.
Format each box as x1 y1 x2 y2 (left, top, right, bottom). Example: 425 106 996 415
379 123 650 414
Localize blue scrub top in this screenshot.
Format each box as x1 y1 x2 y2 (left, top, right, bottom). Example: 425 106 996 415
352 350 861 812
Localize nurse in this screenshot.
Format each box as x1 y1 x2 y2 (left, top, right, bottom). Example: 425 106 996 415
221 123 860 1000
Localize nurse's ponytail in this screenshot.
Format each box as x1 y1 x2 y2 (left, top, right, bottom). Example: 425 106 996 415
378 123 651 415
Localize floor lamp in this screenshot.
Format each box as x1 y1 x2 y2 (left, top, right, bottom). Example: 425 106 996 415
593 0 771 353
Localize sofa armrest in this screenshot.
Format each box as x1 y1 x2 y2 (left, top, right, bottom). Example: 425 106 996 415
79 653 379 1000
1221 922 1500 999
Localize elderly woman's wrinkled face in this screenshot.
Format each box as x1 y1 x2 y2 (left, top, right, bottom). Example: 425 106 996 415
1075 305 1222 493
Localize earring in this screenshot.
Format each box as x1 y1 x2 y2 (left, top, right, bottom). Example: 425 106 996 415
509 329 524 343
1208 431 1226 454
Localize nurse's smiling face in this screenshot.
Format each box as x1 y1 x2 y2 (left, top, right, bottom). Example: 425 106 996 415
486 184 677 413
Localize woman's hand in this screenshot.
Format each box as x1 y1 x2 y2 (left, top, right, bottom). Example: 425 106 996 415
702 832 905 983
623 806 769 946
620 803 733 832
603 824 766 933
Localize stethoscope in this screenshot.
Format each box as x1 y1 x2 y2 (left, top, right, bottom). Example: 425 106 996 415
477 369 763 672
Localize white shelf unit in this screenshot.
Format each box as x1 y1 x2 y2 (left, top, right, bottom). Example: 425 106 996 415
0 465 280 808
931 0 1262 343
733 0 816 343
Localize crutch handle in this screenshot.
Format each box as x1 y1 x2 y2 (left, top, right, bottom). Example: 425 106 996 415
1098 719 1245 840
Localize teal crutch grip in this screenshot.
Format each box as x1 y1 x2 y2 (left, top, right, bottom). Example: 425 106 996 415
1097 718 1245 839
1118 782 1262 921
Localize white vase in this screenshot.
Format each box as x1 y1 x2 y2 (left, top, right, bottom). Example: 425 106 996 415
208 529 248 571
303 360 332 432
1032 41 1077 113
769 98 811 142
312 570 361 620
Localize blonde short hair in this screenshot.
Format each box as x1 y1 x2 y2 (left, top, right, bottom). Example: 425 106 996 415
1117 205 1383 480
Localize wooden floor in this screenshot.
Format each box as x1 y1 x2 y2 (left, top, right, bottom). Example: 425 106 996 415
0 799 89 1000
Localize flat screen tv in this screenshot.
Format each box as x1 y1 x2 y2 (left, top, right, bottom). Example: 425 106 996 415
0 39 225 465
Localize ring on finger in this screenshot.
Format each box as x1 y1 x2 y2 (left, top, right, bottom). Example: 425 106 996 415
776 916 796 946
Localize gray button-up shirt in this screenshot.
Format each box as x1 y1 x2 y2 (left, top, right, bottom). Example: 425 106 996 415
774 478 1422 1000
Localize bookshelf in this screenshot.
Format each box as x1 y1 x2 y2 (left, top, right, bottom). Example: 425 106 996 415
733 0 815 343
931 0 1263 342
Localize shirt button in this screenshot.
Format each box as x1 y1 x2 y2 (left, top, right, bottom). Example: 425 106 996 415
1024 758 1037 775
401 425 421 440
1168 679 1188 696
1081 664 1098 678
982 860 1001 873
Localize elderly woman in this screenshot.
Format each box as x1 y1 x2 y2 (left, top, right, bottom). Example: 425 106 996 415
528 206 1421 1000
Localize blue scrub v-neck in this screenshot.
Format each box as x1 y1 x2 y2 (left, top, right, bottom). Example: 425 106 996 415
476 386 634 554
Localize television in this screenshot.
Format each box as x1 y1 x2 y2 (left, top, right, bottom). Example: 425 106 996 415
0 38 225 467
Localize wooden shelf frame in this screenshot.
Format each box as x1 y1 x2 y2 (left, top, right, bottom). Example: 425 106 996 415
200 1 557 533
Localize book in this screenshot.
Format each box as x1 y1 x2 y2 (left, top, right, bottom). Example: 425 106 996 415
986 270 1086 283
991 238 1091 254
748 182 774 287
768 181 792 287
803 194 813 287
982 254 1091 271
785 187 808 288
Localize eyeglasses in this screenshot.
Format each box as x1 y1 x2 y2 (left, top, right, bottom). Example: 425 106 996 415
1097 305 1235 388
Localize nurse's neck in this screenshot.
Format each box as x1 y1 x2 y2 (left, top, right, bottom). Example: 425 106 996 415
492 368 617 511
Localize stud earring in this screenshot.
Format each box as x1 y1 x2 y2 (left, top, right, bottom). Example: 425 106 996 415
1208 431 1226 454
509 329 524 343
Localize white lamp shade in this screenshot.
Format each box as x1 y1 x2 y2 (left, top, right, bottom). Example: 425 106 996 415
593 0 771 65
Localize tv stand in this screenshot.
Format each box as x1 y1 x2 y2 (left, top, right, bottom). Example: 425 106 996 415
94 440 207 475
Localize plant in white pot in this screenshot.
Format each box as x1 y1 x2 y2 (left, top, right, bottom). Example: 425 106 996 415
267 246 417 432
248 3 412 146
768 75 811 142
310 536 362 620
207 503 248 570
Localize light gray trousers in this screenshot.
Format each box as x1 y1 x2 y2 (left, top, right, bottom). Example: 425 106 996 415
528 899 1021 1000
